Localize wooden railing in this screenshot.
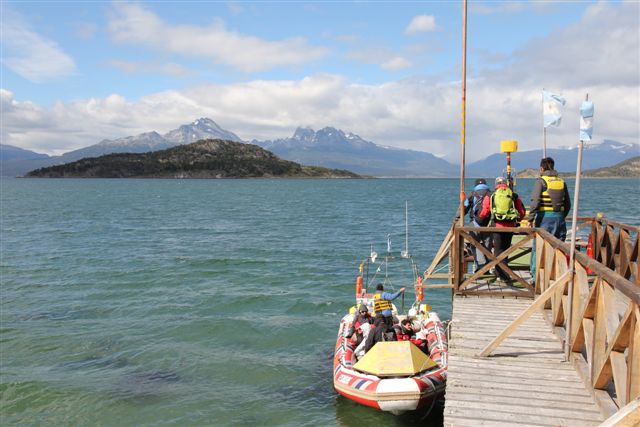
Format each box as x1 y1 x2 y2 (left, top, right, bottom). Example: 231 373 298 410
588 217 639 285
422 216 640 419
533 230 639 408
475 226 640 418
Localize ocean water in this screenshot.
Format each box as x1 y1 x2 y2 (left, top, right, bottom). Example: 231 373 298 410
1 178 638 427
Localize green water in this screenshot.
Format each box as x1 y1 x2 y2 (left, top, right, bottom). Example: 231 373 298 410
1 178 637 426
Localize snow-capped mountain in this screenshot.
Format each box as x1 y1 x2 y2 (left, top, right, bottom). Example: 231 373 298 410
1 119 242 176
467 140 640 178
164 118 242 145
64 118 242 162
252 127 455 177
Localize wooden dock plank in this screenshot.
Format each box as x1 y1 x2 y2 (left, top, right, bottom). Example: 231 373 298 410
444 296 605 426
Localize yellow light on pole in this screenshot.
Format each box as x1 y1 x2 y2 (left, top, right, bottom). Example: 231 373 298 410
500 140 518 187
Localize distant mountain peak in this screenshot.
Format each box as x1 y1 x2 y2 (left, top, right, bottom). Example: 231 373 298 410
292 127 315 142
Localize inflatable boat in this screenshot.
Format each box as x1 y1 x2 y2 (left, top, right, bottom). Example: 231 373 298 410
332 252 448 414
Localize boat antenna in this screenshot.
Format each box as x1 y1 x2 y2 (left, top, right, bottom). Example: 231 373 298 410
401 201 409 258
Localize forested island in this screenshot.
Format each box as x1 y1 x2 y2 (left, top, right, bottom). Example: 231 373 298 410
25 139 362 179
517 156 640 178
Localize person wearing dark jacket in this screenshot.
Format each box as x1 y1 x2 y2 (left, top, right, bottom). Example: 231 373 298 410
463 178 493 272
527 157 571 241
363 320 397 354
346 304 373 347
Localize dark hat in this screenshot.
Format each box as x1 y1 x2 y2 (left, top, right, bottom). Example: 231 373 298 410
375 283 384 291
358 304 368 312
474 178 487 186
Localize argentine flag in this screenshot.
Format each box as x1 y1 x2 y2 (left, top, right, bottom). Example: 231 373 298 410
580 101 594 141
543 90 566 128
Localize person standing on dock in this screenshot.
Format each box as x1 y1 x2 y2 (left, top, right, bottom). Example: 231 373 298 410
478 176 526 282
372 283 405 328
527 157 571 241
464 178 493 272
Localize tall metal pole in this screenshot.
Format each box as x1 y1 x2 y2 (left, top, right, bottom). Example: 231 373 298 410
458 0 468 228
542 89 547 158
564 93 588 361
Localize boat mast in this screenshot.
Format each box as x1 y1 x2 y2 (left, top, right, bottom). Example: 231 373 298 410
402 201 409 258
458 0 468 227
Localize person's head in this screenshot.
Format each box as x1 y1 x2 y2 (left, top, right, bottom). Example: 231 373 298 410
358 304 368 314
401 319 414 330
495 176 507 187
474 178 487 186
375 283 384 292
540 157 555 171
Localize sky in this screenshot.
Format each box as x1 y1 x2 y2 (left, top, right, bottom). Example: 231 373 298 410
1 1 639 162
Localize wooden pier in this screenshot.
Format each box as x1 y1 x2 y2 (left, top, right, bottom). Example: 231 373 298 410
444 297 606 426
422 217 640 426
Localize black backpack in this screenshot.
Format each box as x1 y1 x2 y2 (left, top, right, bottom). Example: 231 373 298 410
470 190 490 226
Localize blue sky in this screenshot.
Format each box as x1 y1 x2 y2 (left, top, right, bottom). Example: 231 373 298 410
1 1 639 161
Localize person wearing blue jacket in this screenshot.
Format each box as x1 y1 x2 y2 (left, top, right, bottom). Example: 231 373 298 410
372 283 405 328
464 178 493 272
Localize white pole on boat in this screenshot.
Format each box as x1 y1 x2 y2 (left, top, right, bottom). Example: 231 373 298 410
564 93 590 361
404 201 409 258
458 0 468 229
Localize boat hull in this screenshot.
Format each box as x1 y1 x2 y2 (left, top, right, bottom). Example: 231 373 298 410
333 311 448 414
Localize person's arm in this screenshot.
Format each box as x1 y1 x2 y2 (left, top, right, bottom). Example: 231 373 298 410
515 196 526 221
463 195 472 215
527 179 544 222
383 287 406 301
563 184 571 218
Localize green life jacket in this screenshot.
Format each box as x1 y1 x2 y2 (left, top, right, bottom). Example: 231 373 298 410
490 187 518 222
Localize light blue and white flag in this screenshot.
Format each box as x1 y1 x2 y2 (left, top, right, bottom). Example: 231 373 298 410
579 101 594 141
543 90 566 128
387 234 391 253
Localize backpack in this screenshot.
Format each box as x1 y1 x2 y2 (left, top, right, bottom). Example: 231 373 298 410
490 187 518 222
471 190 490 226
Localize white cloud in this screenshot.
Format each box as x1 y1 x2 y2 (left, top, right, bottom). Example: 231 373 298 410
108 60 191 77
381 57 413 71
107 3 328 73
1 10 77 83
405 15 437 35
2 2 637 163
347 48 412 71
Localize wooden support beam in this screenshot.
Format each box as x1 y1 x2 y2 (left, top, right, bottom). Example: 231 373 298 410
458 231 533 293
598 397 640 427
478 270 571 357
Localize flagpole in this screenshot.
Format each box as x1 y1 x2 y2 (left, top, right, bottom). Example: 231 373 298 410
542 89 547 158
564 93 588 361
458 0 468 229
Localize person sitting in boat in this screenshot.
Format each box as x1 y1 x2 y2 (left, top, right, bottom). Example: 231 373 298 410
372 283 405 328
362 319 397 354
352 323 373 361
394 319 427 351
345 304 373 347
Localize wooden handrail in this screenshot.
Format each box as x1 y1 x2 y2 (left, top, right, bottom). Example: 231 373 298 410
536 229 640 304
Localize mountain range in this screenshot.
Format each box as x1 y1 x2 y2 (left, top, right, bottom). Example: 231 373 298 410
2 118 638 177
